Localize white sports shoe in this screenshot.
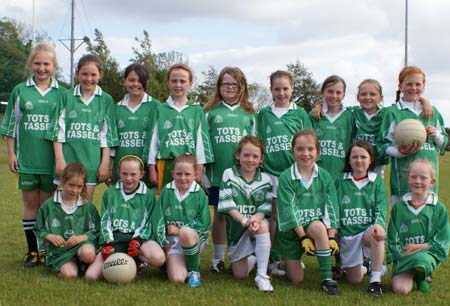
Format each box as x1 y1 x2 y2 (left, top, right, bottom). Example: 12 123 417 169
255 274 274 292
268 262 287 276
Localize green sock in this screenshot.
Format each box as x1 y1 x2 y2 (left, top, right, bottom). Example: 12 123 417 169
414 270 431 293
182 242 199 272
316 249 332 281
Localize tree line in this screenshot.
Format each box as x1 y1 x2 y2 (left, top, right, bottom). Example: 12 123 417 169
0 17 322 112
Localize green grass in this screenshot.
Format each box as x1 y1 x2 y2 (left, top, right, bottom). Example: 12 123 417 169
0 137 449 306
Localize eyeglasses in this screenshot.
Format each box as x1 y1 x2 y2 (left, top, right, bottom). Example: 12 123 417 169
220 82 239 88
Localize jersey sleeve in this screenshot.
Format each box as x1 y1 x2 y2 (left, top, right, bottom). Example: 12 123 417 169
428 203 450 264
187 190 211 238
277 170 301 231
433 107 448 155
46 92 67 142
195 108 214 164
255 177 273 216
377 106 397 159
130 194 153 241
322 172 340 229
373 176 388 229
100 95 119 148
149 192 167 247
85 202 101 244
99 188 114 245
0 85 20 137
386 205 404 263
218 170 238 214
142 109 160 164
34 201 51 241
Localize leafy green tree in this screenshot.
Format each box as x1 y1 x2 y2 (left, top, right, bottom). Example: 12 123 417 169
131 30 187 101
0 18 31 105
248 82 271 111
286 59 321 112
85 28 124 102
191 65 218 105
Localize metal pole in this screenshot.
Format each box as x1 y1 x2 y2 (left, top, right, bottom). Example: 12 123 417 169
32 0 35 47
70 0 75 87
405 0 408 67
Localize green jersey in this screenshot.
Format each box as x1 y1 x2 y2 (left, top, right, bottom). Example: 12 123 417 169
378 100 448 196
0 77 64 174
258 103 312 176
100 181 164 246
218 166 272 245
336 172 387 236
46 85 119 182
34 190 100 258
158 181 211 244
206 102 256 186
386 193 450 273
143 97 214 164
349 106 389 166
277 163 339 232
310 109 354 180
112 94 160 181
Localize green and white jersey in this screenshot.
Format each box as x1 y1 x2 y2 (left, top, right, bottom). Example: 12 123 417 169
0 77 64 174
349 106 389 166
112 93 160 180
205 102 256 186
46 85 119 182
100 181 164 246
386 193 450 268
143 97 214 165
158 181 211 244
218 166 272 245
258 103 312 176
277 163 339 232
34 190 100 253
310 109 354 181
336 172 387 237
377 100 448 196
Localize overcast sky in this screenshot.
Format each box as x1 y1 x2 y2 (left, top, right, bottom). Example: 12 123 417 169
2 0 450 125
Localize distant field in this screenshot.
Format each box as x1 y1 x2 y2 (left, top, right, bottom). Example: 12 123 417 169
0 137 448 306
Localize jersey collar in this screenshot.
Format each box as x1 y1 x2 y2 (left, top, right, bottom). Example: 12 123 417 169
115 181 148 194
343 171 377 182
290 163 319 180
26 76 59 88
166 96 198 111
271 101 297 111
73 84 103 97
402 192 438 206
53 190 85 207
167 180 200 193
231 165 262 183
221 101 240 111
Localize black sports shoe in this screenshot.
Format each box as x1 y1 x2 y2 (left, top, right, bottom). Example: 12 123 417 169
210 259 225 273
23 252 39 268
321 279 341 296
367 281 383 297
332 266 345 280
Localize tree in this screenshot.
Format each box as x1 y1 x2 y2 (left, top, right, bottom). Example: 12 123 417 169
85 28 124 102
248 82 271 111
191 65 218 105
286 59 321 112
0 18 31 104
131 30 187 102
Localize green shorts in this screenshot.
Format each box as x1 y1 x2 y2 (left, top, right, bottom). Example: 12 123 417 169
18 173 56 192
277 223 313 260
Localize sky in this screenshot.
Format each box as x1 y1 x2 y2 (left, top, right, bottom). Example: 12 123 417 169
2 0 450 125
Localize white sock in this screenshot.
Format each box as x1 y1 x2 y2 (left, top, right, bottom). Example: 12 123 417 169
370 271 382 283
247 255 256 275
255 233 271 276
213 244 225 260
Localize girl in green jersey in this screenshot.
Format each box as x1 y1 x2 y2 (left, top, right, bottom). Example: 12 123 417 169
1 43 65 267
388 159 450 294
35 162 99 278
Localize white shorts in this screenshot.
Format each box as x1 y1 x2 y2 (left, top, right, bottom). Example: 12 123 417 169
266 173 279 198
228 230 255 263
339 228 372 268
166 235 208 256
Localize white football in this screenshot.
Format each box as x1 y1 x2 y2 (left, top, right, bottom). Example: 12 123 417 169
394 119 427 147
102 252 136 284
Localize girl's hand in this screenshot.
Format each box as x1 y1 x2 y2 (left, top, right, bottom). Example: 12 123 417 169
195 164 204 184
97 162 110 183
149 165 158 185
167 224 180 236
46 234 65 247
398 143 420 155
312 103 322 121
248 221 260 232
402 243 430 256
64 235 87 248
8 153 18 173
425 126 437 138
419 97 434 119
55 159 67 178
370 224 386 241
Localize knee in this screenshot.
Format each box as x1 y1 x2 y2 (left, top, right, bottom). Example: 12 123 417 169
168 271 187 283
233 272 247 280
288 275 304 284
79 251 96 264
179 227 197 245
84 271 100 281
60 269 78 279
148 251 165 268
392 283 412 295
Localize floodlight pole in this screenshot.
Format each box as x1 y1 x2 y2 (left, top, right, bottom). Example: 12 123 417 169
404 0 408 67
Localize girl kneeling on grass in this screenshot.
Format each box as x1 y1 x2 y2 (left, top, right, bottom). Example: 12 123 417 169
34 162 100 279
335 141 388 297
276 130 341 295
218 136 273 292
85 155 165 280
387 159 450 294
159 153 211 288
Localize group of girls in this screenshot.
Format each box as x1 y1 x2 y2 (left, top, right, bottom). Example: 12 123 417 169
1 43 449 296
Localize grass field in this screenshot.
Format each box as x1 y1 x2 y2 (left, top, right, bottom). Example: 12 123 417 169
0 137 448 306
